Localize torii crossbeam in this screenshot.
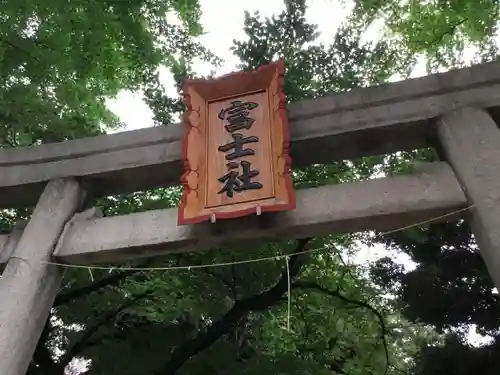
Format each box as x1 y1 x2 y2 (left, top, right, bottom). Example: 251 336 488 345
1 60 500 375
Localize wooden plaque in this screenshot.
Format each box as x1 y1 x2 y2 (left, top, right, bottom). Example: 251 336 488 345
178 59 296 225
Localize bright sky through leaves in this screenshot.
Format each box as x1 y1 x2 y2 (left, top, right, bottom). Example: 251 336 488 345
106 0 352 132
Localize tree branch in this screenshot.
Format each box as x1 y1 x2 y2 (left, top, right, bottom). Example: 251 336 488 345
292 280 390 375
59 290 155 368
54 269 139 306
32 318 65 375
231 259 238 300
200 267 235 296
153 237 313 375
34 345 65 375
174 254 238 299
54 260 153 306
426 16 468 49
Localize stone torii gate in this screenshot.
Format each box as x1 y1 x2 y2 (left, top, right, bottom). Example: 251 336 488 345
1 60 500 375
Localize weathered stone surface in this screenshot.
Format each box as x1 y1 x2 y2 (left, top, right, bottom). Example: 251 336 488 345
0 222 25 263
1 60 500 207
48 162 466 265
438 107 500 289
0 179 84 375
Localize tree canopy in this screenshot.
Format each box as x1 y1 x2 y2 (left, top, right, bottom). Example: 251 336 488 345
1 1 499 375
0 0 212 146
349 2 500 373
353 0 500 70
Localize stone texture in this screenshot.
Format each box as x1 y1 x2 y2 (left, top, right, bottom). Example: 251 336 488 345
1 61 500 207
438 107 500 288
0 179 84 375
46 162 467 265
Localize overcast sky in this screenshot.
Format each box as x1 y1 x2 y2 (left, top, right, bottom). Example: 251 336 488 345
106 0 353 131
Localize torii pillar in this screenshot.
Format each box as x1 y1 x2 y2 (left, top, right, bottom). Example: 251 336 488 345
438 107 500 288
0 178 85 375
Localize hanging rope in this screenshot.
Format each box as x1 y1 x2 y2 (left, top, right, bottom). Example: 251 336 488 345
4 203 473 332
285 256 291 331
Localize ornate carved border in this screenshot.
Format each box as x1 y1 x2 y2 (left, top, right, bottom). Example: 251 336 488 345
178 59 295 225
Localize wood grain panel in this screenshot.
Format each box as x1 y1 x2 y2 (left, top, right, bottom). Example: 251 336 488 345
206 91 274 208
178 59 295 225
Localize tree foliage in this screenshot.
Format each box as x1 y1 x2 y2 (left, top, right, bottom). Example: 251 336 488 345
3 1 497 375
369 216 500 375
3 2 441 375
0 0 210 146
353 0 500 70
346 5 500 369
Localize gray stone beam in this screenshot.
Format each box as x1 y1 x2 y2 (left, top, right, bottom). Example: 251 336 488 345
437 107 500 289
0 179 85 375
1 61 500 208
41 162 465 265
